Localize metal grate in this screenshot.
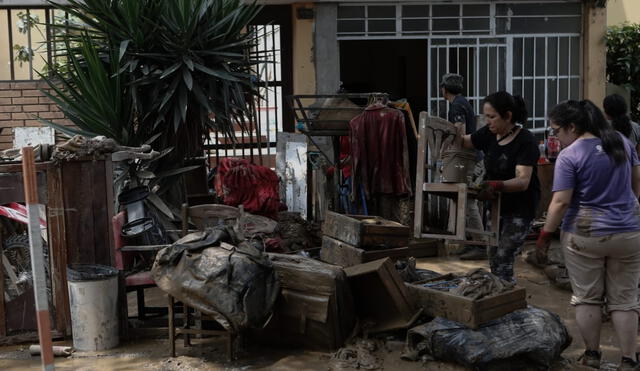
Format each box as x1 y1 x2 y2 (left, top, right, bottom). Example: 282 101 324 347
205 24 284 168
0 7 67 81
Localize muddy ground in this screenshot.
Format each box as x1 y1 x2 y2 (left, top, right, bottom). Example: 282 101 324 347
0 240 630 370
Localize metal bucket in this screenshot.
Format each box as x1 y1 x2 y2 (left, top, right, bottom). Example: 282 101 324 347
67 264 119 351
441 149 476 183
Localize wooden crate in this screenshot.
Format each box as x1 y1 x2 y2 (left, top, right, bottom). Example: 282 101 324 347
323 211 410 248
320 236 438 267
345 258 418 333
406 277 527 329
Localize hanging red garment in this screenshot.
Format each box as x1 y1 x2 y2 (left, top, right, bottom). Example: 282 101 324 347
349 103 412 199
215 158 285 219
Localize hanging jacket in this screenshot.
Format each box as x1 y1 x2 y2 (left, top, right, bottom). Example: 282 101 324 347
349 103 412 199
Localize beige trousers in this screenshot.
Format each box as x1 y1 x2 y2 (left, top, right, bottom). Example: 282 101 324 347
562 230 640 313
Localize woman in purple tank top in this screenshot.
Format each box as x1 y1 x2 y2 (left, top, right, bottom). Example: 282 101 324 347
537 100 640 370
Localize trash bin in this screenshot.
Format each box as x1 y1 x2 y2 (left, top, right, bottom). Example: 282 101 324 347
67 264 119 351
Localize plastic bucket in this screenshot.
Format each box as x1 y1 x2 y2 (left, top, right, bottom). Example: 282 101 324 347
441 149 476 183
67 264 119 351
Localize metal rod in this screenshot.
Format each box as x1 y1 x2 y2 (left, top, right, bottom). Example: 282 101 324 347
8 10 15 80
27 9 33 80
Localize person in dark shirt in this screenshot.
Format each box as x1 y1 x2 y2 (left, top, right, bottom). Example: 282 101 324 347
441 73 476 135
441 74 485 260
461 91 540 282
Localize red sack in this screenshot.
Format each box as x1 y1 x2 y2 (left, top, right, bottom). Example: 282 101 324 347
215 158 285 219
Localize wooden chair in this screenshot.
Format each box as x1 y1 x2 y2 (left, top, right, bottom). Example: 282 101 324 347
413 112 501 246
167 204 241 360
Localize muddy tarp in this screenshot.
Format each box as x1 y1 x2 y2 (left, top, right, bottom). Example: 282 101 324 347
403 306 571 370
151 229 279 331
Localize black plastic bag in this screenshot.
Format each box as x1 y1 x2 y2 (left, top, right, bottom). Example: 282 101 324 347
404 306 571 370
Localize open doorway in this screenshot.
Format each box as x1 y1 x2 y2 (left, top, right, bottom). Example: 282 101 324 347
340 39 428 117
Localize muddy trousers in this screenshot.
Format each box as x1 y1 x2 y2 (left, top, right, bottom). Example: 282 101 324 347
488 216 533 282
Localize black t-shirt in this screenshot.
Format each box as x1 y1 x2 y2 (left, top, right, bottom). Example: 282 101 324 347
471 125 540 219
448 95 476 135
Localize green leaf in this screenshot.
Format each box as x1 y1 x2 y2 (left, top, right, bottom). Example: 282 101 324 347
119 40 130 62
182 68 193 90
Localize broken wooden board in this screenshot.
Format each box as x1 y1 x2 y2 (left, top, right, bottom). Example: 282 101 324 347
323 211 410 248
320 236 438 267
344 258 418 333
406 278 527 329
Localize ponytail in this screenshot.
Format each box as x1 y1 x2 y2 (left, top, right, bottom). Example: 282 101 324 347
581 100 627 165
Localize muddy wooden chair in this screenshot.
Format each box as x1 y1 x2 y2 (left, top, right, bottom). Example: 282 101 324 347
167 203 241 360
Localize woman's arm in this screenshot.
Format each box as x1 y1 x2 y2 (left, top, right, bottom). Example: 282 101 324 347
633 165 640 197
542 189 574 232
493 165 533 193
461 134 475 149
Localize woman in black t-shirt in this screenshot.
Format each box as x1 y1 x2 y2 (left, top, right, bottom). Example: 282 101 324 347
461 91 540 282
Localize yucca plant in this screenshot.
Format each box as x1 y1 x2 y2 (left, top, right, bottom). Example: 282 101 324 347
39 0 263 159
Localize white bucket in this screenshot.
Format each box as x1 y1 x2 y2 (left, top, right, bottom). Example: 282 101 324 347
67 264 119 351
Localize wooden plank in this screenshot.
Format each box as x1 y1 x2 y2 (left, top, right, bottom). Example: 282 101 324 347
323 211 364 246
104 159 116 266
321 236 439 267
62 161 96 264
476 300 527 324
0 225 5 336
0 162 50 174
46 164 70 335
0 172 47 205
0 330 63 346
345 258 417 333
320 236 364 267
91 160 110 265
323 212 409 247
474 287 527 311
414 112 428 238
407 282 527 329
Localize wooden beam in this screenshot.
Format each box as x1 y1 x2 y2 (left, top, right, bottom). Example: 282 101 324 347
21 147 54 371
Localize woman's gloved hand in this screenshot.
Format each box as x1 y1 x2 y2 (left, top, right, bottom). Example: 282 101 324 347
477 180 504 201
536 229 553 264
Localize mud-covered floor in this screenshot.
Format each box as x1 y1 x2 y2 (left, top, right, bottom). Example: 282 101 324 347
0 240 630 370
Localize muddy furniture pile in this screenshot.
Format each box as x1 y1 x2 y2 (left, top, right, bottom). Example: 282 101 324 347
319 211 438 267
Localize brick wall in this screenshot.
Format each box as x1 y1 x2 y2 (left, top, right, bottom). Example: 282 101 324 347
0 81 72 150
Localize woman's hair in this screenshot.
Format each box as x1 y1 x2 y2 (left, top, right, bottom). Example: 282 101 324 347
603 93 632 138
549 100 627 165
483 91 528 125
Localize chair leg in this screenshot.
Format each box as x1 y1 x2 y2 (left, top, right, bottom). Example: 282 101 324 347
168 295 175 357
227 332 233 361
183 304 191 347
136 288 146 320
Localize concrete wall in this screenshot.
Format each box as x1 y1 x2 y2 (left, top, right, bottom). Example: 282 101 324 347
292 3 316 95
314 3 340 94
607 0 640 25
582 1 607 106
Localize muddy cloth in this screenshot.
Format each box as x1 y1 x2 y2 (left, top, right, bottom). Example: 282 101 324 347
349 104 412 199
215 158 285 219
488 216 533 282
151 229 279 331
403 306 572 370
450 268 515 300
329 339 384 371
395 258 441 283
